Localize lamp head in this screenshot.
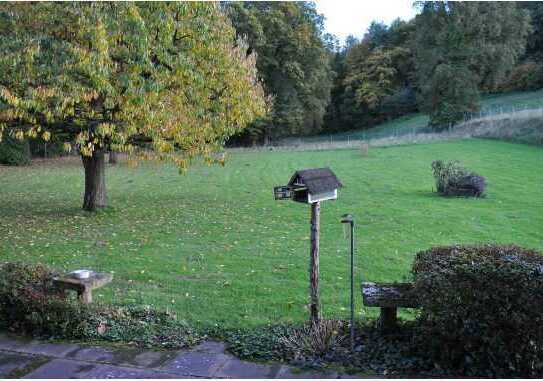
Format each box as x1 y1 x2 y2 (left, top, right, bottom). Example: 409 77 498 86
341 213 354 224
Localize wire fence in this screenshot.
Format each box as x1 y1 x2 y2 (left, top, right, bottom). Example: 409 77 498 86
272 104 543 149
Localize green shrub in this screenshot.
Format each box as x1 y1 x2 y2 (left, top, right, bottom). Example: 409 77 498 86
412 245 543 377
0 262 200 348
431 160 486 197
0 136 31 166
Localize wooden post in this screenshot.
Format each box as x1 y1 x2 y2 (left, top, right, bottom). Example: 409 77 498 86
379 307 397 331
310 201 321 324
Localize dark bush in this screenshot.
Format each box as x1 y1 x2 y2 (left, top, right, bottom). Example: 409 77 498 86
29 138 66 158
431 160 486 197
412 244 543 377
0 136 31 166
0 262 88 337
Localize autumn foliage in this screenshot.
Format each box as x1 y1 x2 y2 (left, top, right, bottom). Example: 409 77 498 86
0 3 267 209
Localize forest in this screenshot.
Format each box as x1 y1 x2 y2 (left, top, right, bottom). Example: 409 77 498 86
225 1 543 145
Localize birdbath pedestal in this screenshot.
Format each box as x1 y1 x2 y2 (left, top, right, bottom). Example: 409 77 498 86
53 271 113 304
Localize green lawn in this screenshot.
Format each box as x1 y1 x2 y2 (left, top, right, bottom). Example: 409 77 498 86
1 139 542 328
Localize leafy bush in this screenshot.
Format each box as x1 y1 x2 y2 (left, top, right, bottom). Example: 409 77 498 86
0 262 200 348
0 136 31 166
412 245 543 377
431 160 486 197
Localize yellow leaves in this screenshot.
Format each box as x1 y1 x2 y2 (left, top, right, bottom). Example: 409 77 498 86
80 145 93 157
42 131 51 142
0 87 20 107
15 130 24 141
63 142 72 153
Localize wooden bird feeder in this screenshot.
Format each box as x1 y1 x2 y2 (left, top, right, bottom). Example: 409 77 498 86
274 168 343 324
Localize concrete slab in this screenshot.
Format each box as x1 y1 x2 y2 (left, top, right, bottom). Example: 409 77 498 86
0 333 32 352
275 365 339 379
0 351 44 378
215 358 279 379
22 341 80 358
23 358 95 379
160 351 229 377
66 346 118 363
81 363 177 379
130 351 173 368
193 341 227 354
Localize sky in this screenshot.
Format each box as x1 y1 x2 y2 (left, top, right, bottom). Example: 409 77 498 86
314 0 419 45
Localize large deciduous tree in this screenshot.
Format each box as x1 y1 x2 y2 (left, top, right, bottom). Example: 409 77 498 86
412 1 531 127
0 2 267 211
226 2 333 143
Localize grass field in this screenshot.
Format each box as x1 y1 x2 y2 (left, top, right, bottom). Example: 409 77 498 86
1 139 542 328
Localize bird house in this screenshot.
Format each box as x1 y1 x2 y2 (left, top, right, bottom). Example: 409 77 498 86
274 167 342 204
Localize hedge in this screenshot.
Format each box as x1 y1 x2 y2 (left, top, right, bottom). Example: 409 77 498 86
412 244 543 377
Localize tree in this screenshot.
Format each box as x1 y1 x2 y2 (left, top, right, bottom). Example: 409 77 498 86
226 2 333 142
327 19 416 132
412 1 531 126
0 3 267 211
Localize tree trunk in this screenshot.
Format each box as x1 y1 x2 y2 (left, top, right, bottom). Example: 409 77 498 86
82 151 107 211
109 151 118 165
309 201 321 325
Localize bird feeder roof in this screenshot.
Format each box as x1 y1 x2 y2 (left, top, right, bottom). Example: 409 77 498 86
288 167 343 194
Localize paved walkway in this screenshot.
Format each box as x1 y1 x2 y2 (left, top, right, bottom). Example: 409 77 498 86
0 333 359 379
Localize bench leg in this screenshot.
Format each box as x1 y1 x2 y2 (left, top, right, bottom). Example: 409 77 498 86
379 307 397 331
77 289 92 304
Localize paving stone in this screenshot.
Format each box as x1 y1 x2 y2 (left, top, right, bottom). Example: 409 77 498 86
67 346 118 363
23 358 95 379
0 351 41 378
130 351 172 368
215 358 279 379
193 341 227 354
0 333 31 352
81 363 177 379
275 365 339 379
22 341 80 357
160 351 229 377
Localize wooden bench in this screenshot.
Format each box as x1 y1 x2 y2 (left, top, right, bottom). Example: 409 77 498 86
53 271 113 304
361 282 419 331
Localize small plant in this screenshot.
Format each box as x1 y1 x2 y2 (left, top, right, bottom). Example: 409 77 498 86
431 160 486 197
279 319 345 357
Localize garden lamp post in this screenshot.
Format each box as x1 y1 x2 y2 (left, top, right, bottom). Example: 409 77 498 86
341 213 355 350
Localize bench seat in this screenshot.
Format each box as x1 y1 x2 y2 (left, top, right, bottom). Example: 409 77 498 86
361 282 419 330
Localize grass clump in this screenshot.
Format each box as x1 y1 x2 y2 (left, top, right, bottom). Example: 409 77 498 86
412 244 543 377
279 319 345 358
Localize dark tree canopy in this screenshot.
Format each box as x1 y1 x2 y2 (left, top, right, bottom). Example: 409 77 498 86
226 1 333 143
412 1 531 126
